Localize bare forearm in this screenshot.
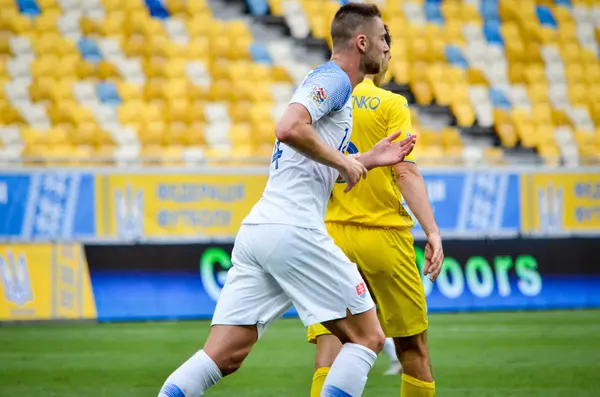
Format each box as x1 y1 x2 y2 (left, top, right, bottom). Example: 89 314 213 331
396 168 439 236
278 123 346 170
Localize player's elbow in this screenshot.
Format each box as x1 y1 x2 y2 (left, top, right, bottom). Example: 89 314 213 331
275 121 300 144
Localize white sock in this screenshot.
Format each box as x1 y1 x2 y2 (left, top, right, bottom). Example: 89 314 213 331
158 350 222 397
321 343 378 397
383 337 399 363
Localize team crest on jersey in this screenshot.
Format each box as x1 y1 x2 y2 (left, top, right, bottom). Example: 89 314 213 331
356 282 367 298
308 87 328 107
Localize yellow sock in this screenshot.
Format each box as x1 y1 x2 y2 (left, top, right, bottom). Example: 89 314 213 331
310 367 330 397
401 373 435 397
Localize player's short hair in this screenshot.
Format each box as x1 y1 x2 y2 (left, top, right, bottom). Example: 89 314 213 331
330 3 382 48
384 24 391 47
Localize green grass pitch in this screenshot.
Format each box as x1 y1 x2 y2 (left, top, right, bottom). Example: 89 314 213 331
1 310 599 396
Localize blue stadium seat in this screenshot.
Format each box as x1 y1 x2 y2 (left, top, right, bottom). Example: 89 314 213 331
17 0 41 17
246 0 269 16
481 2 500 23
490 88 511 110
145 0 170 19
554 0 571 8
77 38 103 64
484 21 504 46
536 6 558 29
425 2 444 25
97 82 122 106
250 43 272 64
445 45 468 69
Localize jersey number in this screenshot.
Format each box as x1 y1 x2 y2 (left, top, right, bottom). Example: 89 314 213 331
337 128 350 152
271 127 348 170
271 140 283 169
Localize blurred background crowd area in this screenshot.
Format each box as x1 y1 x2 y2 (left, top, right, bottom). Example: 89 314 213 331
1 0 600 167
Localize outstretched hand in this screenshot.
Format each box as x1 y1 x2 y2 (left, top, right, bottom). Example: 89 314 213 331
365 132 416 169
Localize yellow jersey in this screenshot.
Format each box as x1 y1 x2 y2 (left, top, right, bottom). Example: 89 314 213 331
325 79 415 229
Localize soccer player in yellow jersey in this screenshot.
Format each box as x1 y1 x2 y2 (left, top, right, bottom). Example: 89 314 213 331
308 27 444 397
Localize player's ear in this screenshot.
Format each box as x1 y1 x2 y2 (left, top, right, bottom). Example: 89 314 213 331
356 34 367 53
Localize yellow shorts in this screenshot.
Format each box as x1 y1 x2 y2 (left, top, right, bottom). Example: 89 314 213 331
307 222 428 343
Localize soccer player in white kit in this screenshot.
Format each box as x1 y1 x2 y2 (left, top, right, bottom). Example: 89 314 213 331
157 4 416 397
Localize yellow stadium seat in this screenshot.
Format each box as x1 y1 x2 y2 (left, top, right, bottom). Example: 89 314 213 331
144 79 164 102
30 78 55 104
516 121 537 149
166 99 190 124
186 15 213 37
441 0 461 20
451 102 475 127
128 11 153 36
527 84 549 105
408 38 428 63
580 49 597 66
267 0 284 16
186 37 210 60
467 68 488 85
164 59 186 79
230 36 252 60
272 65 292 83
32 55 60 79
51 79 75 103
524 65 547 85
164 0 187 16
81 17 101 36
568 84 588 107
163 123 188 146
392 61 410 85
441 127 462 148
496 123 518 148
185 0 211 18
483 147 506 165
117 82 142 101
565 63 585 84
230 102 253 124
8 15 33 34
122 35 145 58
560 42 581 64
187 100 205 123
210 36 232 60
100 12 126 36
443 20 465 45
229 124 252 146
460 3 482 23
253 120 276 146
185 122 206 146
70 123 98 146
118 100 144 125
140 122 165 146
46 127 70 146
531 105 554 126
34 12 60 34
163 79 189 101
524 42 543 64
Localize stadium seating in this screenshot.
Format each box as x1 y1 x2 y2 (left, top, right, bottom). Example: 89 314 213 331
2 0 600 166
0 0 297 166
248 0 600 166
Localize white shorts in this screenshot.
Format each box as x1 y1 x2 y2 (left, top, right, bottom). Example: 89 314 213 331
211 224 375 334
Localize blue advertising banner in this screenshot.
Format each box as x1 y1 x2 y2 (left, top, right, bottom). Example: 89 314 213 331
83 239 600 322
0 172 96 241
1 168 599 243
406 171 521 236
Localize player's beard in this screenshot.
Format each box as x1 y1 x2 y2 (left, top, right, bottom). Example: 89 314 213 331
363 56 382 75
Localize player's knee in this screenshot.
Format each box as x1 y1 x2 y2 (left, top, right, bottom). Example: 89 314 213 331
218 345 252 376
352 329 385 354
395 333 428 357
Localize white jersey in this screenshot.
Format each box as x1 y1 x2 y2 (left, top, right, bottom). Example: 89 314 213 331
243 61 353 230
